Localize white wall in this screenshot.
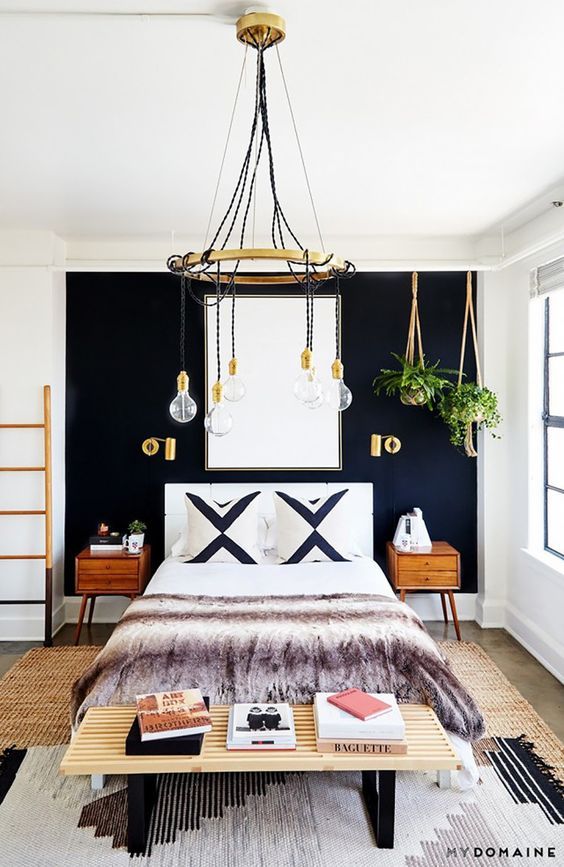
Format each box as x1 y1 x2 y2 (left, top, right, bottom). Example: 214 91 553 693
0 233 66 640
480 244 564 683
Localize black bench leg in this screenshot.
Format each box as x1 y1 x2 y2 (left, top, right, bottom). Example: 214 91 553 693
361 769 395 848
128 773 156 855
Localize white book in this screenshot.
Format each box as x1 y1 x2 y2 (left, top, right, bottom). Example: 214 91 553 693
90 544 123 552
227 703 296 749
314 693 405 741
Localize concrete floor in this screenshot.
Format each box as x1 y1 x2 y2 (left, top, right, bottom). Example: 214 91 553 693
1 620 563 741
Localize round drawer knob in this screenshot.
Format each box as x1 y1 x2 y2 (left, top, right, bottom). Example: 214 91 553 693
424 576 430 581
105 564 111 570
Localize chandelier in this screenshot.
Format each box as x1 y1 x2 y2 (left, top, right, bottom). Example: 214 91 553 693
166 9 355 436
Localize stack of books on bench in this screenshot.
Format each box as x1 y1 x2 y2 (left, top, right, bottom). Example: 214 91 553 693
126 687 211 755
227 703 296 750
314 689 407 754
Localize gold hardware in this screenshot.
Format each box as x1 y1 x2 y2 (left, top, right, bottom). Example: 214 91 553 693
177 370 189 392
331 358 344 380
228 357 238 376
212 381 223 404
236 11 286 50
142 437 176 461
370 434 402 457
301 348 313 370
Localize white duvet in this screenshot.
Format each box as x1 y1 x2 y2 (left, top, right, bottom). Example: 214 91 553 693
144 554 478 789
145 553 396 599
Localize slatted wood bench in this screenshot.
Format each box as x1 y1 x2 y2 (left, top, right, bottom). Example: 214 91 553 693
60 703 460 853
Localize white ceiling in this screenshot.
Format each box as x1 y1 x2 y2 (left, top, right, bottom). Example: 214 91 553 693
1 0 564 242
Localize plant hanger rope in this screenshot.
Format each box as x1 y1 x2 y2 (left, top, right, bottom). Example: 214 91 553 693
457 271 483 388
405 271 424 367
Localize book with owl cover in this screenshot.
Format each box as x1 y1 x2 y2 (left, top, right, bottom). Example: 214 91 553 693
135 688 212 742
227 703 296 749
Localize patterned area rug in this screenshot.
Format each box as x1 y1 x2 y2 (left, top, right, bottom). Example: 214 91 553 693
0 642 563 865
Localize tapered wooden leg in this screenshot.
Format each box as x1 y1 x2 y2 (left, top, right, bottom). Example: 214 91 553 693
87 595 96 626
74 595 88 645
399 589 406 603
447 590 462 641
440 592 448 624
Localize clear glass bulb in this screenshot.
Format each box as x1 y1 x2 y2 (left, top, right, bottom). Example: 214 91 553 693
169 371 197 423
327 377 353 411
293 367 324 408
224 375 246 402
204 401 233 437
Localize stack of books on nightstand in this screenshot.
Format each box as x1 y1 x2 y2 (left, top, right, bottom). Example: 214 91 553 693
89 532 123 552
314 689 407 754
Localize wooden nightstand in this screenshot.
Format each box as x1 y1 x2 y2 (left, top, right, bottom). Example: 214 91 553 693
74 545 151 645
386 541 462 641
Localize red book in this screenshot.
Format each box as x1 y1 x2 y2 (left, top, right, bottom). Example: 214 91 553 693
326 689 392 722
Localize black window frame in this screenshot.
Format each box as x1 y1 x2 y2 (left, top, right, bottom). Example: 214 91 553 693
543 295 564 560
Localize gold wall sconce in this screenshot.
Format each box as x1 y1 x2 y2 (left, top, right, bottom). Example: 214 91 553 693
141 437 176 461
370 434 402 457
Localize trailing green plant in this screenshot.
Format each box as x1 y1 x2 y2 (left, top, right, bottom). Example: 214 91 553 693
128 519 147 535
373 353 457 410
438 383 501 457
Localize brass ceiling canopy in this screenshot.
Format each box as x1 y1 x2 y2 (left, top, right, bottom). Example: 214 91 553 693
236 10 286 49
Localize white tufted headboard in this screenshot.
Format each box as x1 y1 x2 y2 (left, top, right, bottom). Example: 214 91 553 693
164 482 374 558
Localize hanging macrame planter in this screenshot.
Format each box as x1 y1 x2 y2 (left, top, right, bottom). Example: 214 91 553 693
373 272 456 410
438 272 501 457
401 272 426 405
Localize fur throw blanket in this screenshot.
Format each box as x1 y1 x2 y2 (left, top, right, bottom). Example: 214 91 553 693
71 592 485 741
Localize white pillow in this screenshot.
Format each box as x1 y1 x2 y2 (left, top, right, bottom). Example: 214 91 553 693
274 489 353 563
183 491 261 563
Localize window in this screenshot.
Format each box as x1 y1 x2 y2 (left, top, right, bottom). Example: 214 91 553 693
544 291 564 559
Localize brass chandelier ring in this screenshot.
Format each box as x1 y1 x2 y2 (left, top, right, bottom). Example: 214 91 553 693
166 248 346 285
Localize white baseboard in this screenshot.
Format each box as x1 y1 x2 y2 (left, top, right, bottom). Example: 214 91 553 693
405 592 477 622
475 595 506 628
0 601 65 642
504 603 564 685
64 595 130 624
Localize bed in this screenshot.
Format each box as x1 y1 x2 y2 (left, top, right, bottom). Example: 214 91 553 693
71 482 484 788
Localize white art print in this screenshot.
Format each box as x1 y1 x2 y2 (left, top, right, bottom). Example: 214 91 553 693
205 295 341 470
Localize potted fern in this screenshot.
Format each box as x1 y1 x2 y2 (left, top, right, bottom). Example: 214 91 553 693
373 353 456 409
373 272 456 410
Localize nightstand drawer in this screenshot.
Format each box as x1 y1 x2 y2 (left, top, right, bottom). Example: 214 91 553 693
79 558 138 575
399 555 458 572
77 572 140 592
395 570 459 588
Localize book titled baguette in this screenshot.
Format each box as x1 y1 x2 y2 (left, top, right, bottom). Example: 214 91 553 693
315 737 407 754
136 688 212 742
327 688 392 721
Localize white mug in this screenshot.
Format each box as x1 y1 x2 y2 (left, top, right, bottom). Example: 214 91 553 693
124 533 144 553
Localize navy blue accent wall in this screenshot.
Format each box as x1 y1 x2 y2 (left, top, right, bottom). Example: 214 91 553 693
65 272 477 594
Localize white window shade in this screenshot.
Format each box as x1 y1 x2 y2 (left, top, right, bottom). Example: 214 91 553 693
530 256 564 298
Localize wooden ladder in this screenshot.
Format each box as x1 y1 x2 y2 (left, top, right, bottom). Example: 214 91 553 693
0 385 53 646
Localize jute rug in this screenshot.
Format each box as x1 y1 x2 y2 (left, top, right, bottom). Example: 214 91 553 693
0 642 563 865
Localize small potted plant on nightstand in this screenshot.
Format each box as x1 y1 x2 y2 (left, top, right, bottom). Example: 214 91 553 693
125 520 147 553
